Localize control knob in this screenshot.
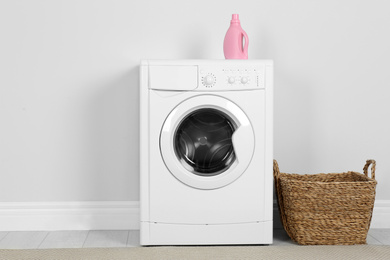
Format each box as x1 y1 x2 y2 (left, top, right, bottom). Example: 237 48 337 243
228 77 235 84
204 75 215 86
241 77 249 84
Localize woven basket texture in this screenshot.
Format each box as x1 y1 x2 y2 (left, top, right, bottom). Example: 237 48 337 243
274 159 377 245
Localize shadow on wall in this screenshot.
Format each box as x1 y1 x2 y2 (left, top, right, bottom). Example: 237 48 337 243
84 67 139 201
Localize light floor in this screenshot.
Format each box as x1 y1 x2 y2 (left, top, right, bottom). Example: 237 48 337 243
0 229 389 249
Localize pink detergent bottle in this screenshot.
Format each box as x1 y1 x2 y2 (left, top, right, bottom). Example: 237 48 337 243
223 14 249 59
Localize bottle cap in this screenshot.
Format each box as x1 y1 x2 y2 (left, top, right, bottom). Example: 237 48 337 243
231 14 240 24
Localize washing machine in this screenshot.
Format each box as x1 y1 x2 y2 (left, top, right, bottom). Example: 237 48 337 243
139 60 273 245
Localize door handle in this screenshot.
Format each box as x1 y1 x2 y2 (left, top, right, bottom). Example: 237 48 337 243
232 124 255 164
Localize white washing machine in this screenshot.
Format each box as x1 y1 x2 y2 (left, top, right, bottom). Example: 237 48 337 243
140 60 273 245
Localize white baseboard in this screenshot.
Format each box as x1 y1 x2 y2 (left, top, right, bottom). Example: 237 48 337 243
0 200 388 231
273 200 390 229
0 201 139 231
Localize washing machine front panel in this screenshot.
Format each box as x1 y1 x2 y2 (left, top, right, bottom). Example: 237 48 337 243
140 60 273 244
160 95 255 190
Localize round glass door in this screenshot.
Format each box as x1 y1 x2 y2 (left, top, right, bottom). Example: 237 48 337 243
174 108 236 176
160 95 255 190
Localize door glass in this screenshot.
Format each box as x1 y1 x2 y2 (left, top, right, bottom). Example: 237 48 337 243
174 108 236 176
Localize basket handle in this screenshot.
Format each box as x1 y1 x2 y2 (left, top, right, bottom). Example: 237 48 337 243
273 159 281 179
363 159 376 180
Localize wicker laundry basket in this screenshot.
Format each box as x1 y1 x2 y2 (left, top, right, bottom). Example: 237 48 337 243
274 159 377 245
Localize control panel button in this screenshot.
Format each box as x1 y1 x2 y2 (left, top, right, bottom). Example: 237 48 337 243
203 75 215 86
228 77 235 84
241 77 249 84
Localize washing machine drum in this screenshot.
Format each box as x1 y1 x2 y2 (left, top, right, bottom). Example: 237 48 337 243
174 108 236 176
160 95 255 190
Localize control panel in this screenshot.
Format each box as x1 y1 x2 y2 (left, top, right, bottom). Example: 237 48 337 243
198 65 265 91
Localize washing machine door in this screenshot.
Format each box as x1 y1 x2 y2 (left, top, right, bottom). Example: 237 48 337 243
160 95 255 190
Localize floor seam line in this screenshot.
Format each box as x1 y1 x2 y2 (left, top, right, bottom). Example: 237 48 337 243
37 231 50 249
82 231 90 248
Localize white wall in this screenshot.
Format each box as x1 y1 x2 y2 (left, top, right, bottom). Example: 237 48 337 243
1 0 389 204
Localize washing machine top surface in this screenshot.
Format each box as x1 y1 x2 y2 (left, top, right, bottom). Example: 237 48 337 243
142 59 272 92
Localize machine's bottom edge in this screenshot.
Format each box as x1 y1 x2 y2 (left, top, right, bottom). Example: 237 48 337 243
140 220 273 245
